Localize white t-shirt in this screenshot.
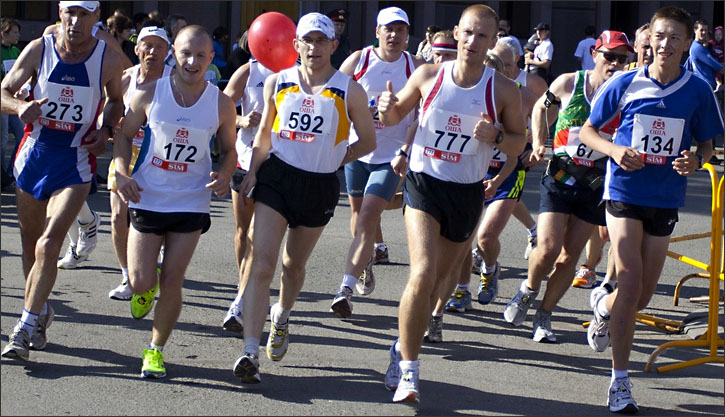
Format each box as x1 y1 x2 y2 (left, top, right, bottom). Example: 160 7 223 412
574 37 596 70
534 38 554 63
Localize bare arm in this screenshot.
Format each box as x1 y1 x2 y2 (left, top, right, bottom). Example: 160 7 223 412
223 63 261 129
338 50 363 77
530 73 572 163
378 64 432 126
206 92 239 197
83 47 125 156
579 119 644 172
0 38 46 121
113 82 153 203
340 79 376 165
488 73 526 157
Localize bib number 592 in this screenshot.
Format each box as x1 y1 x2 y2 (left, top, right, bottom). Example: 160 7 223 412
288 111 323 133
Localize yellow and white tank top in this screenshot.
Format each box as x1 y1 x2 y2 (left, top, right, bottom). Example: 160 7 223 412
411 61 497 183
271 67 352 173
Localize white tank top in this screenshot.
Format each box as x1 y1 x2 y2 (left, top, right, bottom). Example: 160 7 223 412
350 46 416 164
237 59 274 171
270 67 352 173
29 34 105 149
125 64 173 147
514 69 527 86
410 61 497 183
130 77 220 213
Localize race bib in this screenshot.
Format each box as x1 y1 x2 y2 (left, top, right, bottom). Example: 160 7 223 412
422 111 480 163
489 146 507 169
631 114 684 165
277 93 334 143
564 126 607 167
38 82 95 132
151 122 208 173
3 59 16 74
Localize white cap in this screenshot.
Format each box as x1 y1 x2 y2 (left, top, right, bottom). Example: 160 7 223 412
137 26 170 45
296 12 335 39
377 7 409 26
58 1 99 12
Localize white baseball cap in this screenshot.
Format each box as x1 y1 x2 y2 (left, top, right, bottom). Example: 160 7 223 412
377 7 410 26
296 12 335 39
137 26 170 45
58 1 99 12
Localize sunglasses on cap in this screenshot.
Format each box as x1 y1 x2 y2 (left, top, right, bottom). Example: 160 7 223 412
597 49 628 64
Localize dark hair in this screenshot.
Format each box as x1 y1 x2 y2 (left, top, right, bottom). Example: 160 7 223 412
694 19 708 29
650 6 694 39
427 24 441 34
584 25 596 37
1 17 20 34
107 14 133 39
132 13 149 29
213 26 228 41
144 19 163 29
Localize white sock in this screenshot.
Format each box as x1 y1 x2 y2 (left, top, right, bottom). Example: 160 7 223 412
270 302 290 324
393 339 400 354
399 359 419 373
596 293 611 318
601 277 617 291
611 368 628 383
147 342 164 352
342 274 357 290
77 202 94 225
521 280 538 295
67 221 80 246
482 261 497 275
456 284 470 292
528 222 537 237
121 268 129 283
19 309 38 333
233 292 243 309
244 338 260 357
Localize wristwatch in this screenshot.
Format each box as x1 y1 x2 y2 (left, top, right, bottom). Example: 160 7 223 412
494 130 504 144
396 148 409 158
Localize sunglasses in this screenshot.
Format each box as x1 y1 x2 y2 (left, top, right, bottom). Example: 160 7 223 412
597 49 628 64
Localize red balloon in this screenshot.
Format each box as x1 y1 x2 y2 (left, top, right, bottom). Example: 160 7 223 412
247 12 298 73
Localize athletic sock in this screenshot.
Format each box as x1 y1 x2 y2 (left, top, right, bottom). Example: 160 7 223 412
19 309 38 334
342 274 357 290
77 202 94 225
270 302 290 324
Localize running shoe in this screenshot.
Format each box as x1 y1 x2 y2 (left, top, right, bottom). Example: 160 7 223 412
524 234 537 260
30 304 55 350
445 289 473 313
373 243 390 264
76 210 99 257
222 305 243 333
1 323 30 361
330 286 353 318
587 284 614 352
423 315 443 343
266 321 289 361
356 258 375 296
608 376 639 414
393 369 420 403
532 309 556 343
572 265 597 288
384 340 401 391
503 281 538 326
109 280 133 300
471 248 483 275
477 262 500 305
131 282 159 320
233 353 261 384
141 348 166 378
57 245 88 269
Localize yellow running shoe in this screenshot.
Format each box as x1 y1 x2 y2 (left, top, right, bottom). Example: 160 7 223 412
141 348 166 378
131 283 159 320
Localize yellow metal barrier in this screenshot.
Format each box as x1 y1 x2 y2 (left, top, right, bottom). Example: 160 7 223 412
644 163 724 373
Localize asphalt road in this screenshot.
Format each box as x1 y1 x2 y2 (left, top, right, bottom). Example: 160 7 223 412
1 151 723 416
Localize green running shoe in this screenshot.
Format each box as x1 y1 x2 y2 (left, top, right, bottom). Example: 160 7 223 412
141 348 166 378
131 283 159 320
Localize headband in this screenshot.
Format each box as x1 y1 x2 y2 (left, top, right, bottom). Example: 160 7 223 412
431 42 456 53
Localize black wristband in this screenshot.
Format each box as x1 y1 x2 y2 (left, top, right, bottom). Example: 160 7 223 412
396 148 409 158
494 130 504 144
102 124 114 138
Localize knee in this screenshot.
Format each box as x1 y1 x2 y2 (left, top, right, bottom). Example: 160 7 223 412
477 232 498 251
535 241 560 266
247 252 277 283
35 235 64 259
110 210 127 233
355 209 381 233
281 259 305 280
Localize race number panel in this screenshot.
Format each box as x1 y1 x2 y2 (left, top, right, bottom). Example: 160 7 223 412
277 94 334 143
631 114 684 165
151 121 208 173
423 111 481 163
564 126 607 167
39 82 95 132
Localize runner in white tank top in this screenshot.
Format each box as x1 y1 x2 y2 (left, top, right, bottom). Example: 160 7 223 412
112 25 238 379
330 6 426 320
232 12 376 385
219 57 282 334
0 1 125 363
376 5 526 403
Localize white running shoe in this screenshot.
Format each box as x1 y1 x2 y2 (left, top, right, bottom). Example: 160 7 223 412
330 286 353 318
109 280 133 300
471 248 483 275
57 245 88 269
355 258 375 296
532 309 556 343
393 369 420 403
608 376 639 413
524 234 537 260
587 284 614 352
384 340 401 391
222 305 243 333
76 211 99 257
266 320 289 361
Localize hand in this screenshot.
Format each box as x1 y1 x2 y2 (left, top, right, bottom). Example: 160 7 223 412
483 179 497 199
81 127 111 156
238 172 257 208
611 145 644 171
206 171 231 198
14 84 30 100
519 147 536 169
115 172 143 204
376 80 398 116
672 149 699 176
391 154 408 176
473 112 499 143
18 97 48 124
240 111 262 129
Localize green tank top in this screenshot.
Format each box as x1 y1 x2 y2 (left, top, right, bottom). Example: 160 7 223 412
553 70 589 155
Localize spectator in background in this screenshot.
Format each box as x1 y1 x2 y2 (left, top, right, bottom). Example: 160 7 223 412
574 25 597 70
526 22 553 83
130 12 150 43
1 17 23 190
499 19 523 62
686 19 723 91
148 10 163 26
107 13 138 65
212 26 230 78
328 8 351 69
709 25 723 90
229 29 251 73
164 14 187 67
415 24 440 63
628 23 652 69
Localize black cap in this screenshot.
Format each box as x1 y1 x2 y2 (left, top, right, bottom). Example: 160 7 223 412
534 22 550 31
327 8 347 23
